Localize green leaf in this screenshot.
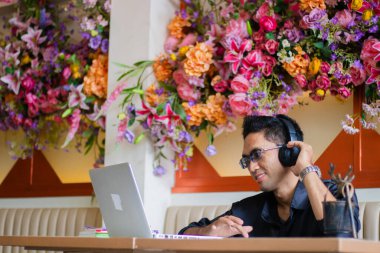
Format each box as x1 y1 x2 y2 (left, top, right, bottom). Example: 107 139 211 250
313 41 324 49
246 20 252 36
128 117 135 127
158 81 177 92
207 133 214 145
173 103 187 122
112 62 131 68
133 60 152 67
5 67 14 74
156 102 166 115
131 89 144 95
134 133 145 144
84 135 95 154
62 108 73 118
265 32 275 40
82 129 93 138
117 69 135 81
84 96 96 103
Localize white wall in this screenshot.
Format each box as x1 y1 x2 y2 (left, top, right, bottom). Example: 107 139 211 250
105 0 177 232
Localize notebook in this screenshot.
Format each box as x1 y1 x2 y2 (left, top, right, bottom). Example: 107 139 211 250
89 162 222 239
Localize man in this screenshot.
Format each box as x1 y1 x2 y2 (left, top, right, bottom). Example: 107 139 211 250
179 114 360 237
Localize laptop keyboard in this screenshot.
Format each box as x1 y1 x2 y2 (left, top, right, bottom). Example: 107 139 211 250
153 233 223 239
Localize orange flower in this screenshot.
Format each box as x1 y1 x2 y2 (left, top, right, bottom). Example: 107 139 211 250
204 93 227 126
167 15 191 39
283 47 310 77
144 84 167 107
299 0 326 13
182 102 205 126
153 54 173 82
184 42 213 77
83 54 108 99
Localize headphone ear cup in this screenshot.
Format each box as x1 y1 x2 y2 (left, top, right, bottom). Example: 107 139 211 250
278 146 300 167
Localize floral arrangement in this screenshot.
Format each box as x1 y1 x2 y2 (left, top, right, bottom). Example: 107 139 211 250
106 0 380 174
0 0 110 166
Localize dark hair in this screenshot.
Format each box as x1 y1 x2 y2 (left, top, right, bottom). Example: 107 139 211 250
242 114 304 144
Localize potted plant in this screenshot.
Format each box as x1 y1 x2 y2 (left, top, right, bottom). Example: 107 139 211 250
323 163 358 238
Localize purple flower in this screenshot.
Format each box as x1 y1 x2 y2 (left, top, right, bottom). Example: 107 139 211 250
81 32 91 40
89 35 102 49
101 39 109 53
369 25 378 33
153 165 166 176
206 145 217 156
178 131 193 143
124 129 135 143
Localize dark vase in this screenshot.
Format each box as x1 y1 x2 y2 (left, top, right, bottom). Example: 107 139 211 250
323 200 356 238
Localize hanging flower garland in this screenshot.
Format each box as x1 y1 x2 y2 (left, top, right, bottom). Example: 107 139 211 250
105 0 379 175
0 0 110 166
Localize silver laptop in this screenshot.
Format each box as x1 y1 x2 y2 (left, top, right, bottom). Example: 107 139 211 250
89 162 222 239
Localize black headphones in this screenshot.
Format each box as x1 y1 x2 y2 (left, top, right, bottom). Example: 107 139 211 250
276 116 301 167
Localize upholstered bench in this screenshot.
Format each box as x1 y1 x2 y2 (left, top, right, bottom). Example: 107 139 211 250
0 207 102 253
164 202 380 241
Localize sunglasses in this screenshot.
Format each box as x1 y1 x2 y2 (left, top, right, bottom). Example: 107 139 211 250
239 145 283 169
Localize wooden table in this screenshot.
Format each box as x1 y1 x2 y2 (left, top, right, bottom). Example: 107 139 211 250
1 236 380 253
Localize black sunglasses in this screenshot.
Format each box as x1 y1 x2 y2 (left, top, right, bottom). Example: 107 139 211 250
239 145 283 169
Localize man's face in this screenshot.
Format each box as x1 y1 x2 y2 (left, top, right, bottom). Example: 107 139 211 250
242 131 287 192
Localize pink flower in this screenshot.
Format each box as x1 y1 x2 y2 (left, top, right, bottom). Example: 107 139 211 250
243 50 265 68
308 80 317 90
361 37 380 66
61 108 81 148
223 37 252 74
259 16 277 32
338 74 352 86
220 3 234 18
25 93 39 117
277 93 298 114
365 66 380 85
262 55 276 76
349 65 366 86
228 93 252 116
264 39 279 55
337 86 351 99
68 84 89 110
164 36 179 53
212 79 229 93
87 102 106 130
231 75 250 93
177 82 200 101
254 3 270 22
225 18 248 39
334 9 356 28
294 74 308 89
316 74 331 90
309 91 325 102
173 69 189 85
63 67 72 80
178 33 197 48
21 76 35 92
320 62 330 74
21 27 46 56
1 70 20 94
39 89 59 114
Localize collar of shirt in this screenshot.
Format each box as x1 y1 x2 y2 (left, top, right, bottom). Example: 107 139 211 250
261 181 309 225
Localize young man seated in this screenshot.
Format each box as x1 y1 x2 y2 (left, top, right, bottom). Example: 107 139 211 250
179 115 360 238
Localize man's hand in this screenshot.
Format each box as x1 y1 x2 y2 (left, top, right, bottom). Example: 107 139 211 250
183 215 253 238
286 141 314 176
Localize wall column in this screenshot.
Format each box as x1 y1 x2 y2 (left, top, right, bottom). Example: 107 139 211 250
106 0 177 232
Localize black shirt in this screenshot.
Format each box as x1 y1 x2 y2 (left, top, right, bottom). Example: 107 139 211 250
178 180 361 237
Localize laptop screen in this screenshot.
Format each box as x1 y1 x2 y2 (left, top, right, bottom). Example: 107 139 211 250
89 163 153 238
